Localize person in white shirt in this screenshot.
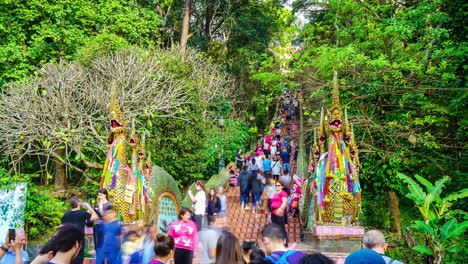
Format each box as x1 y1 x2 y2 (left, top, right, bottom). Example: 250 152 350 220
271 157 282 181
254 155 264 172
188 180 206 231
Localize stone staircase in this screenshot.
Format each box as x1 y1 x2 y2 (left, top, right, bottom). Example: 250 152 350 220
226 186 302 244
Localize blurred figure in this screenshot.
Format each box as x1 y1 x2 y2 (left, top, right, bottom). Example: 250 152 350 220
140 223 158 264
150 234 174 264
229 166 239 186
61 196 99 264
217 186 228 229
41 224 84 264
298 254 334 264
251 170 263 215
122 230 141 264
261 224 306 264
197 217 220 264
264 179 276 213
30 239 56 264
94 188 112 259
241 241 256 264
96 206 123 264
215 232 242 264
288 179 303 218
169 207 198 264
0 229 28 264
249 249 266 264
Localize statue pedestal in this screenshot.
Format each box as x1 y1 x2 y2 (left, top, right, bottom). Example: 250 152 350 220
303 225 365 264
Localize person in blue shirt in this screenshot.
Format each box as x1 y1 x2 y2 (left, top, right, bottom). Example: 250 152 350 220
261 224 306 264
96 206 123 264
280 149 291 174
0 229 29 264
262 155 272 181
363 230 405 264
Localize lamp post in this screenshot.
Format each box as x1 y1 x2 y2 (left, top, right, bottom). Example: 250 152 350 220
249 115 256 150
218 116 225 172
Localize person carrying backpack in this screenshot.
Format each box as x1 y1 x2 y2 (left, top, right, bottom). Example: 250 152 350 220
260 224 306 264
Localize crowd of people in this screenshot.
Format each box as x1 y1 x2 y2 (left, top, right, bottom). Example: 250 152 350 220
1 91 404 264
1 221 404 264
231 91 305 248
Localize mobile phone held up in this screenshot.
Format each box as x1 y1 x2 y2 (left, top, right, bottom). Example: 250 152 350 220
8 228 15 242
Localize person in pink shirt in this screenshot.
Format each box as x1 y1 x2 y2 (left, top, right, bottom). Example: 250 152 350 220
270 180 289 247
168 207 198 264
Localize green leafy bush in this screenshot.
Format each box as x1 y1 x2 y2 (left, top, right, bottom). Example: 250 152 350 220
24 185 65 241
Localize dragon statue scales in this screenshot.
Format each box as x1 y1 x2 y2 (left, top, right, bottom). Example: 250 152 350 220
308 71 362 226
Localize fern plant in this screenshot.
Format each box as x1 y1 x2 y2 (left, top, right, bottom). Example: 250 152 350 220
398 173 468 264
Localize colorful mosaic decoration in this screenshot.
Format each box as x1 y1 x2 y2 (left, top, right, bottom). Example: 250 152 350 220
308 72 362 226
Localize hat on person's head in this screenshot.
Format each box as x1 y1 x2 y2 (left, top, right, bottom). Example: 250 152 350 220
344 249 386 264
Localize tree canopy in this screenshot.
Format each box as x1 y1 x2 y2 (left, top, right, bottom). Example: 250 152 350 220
0 1 465 262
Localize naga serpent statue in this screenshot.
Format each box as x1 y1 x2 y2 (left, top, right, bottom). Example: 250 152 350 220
308 71 362 226
100 84 154 223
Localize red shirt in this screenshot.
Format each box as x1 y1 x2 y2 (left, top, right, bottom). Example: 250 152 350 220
271 191 288 215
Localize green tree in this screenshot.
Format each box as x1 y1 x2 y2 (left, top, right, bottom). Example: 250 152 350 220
0 0 163 83
293 0 467 237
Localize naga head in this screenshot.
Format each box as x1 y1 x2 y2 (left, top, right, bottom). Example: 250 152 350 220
138 149 145 159
129 126 137 147
109 82 127 133
107 133 115 145
129 137 137 146
344 131 352 144
138 134 146 159
329 116 342 130
313 142 320 160
110 118 124 132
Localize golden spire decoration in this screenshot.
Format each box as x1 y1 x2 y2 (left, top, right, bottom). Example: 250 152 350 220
138 133 146 172
328 71 343 133
130 119 138 172
332 71 340 110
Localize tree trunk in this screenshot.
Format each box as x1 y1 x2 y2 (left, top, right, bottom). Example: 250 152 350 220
204 0 214 50
388 189 402 236
180 0 193 52
54 148 67 190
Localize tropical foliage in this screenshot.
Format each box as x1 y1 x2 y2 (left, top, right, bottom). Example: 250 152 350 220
0 1 465 259
398 173 468 264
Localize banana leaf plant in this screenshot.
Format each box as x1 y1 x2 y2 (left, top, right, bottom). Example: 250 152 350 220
398 173 468 264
